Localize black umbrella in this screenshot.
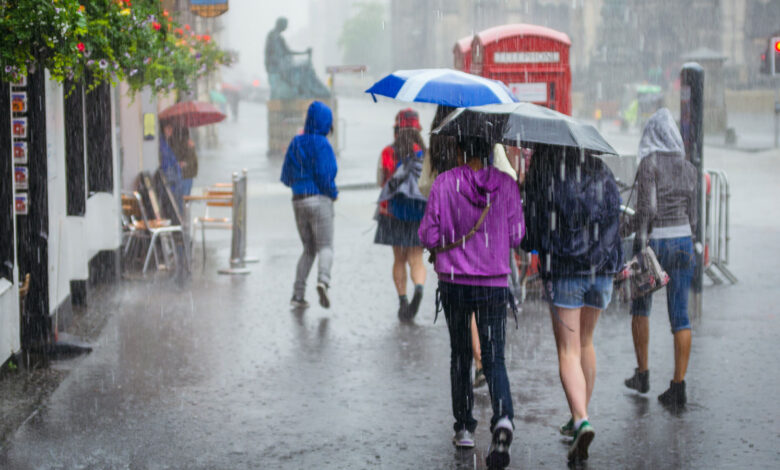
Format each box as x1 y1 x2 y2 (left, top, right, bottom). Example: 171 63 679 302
432 102 618 155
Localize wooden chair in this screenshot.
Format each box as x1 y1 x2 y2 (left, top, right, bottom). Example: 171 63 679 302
188 186 233 268
123 183 185 275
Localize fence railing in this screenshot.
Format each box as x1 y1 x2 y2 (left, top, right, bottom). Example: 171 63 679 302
704 169 737 284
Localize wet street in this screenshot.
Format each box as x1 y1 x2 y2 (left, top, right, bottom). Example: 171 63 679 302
2 99 780 469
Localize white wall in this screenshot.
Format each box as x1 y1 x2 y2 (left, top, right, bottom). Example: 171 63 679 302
1 129 20 361
44 74 121 318
119 85 159 190
0 279 19 362
45 75 75 317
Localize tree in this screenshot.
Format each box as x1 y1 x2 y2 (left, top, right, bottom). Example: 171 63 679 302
338 2 391 74
0 0 232 94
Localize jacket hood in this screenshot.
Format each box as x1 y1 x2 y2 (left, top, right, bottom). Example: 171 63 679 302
455 165 503 208
304 101 333 136
638 107 684 160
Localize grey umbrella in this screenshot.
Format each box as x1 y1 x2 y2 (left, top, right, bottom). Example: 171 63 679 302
433 102 619 155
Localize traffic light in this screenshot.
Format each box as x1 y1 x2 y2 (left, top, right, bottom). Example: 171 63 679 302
761 37 780 75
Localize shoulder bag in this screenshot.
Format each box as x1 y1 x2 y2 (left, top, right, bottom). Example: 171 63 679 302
615 160 669 300
427 203 491 264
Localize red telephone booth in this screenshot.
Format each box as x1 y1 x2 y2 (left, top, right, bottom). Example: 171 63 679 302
470 24 571 115
453 35 473 73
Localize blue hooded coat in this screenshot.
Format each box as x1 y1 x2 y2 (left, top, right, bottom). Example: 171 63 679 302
280 101 338 199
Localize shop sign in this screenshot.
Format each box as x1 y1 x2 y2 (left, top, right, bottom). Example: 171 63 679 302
12 75 26 88
509 82 548 103
494 51 560 64
15 193 28 215
14 166 28 190
190 0 228 18
12 118 27 138
11 92 27 113
13 141 27 164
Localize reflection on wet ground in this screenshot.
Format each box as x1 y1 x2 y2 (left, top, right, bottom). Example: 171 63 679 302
1 100 779 468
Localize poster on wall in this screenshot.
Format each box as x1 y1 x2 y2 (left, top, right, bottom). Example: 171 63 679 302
13 141 27 164
12 118 27 138
15 193 28 215
14 166 28 190
11 92 27 113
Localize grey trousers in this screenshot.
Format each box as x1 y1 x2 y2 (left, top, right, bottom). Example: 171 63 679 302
292 195 334 298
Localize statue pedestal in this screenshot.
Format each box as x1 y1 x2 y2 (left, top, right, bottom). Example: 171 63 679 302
267 99 338 157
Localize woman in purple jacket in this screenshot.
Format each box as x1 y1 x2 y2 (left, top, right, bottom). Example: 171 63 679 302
419 135 524 470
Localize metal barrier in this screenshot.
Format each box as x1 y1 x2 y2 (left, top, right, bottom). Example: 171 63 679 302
704 169 737 284
218 169 257 275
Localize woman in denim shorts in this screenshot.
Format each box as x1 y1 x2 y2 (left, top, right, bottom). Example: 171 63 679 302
522 145 623 463
624 109 698 408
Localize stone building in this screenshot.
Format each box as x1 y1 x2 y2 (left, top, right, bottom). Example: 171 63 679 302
390 0 780 91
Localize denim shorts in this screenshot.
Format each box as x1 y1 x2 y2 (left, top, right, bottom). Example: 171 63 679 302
631 237 694 333
545 275 614 310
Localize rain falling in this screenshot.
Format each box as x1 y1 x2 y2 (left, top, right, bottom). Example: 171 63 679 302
1 1 779 469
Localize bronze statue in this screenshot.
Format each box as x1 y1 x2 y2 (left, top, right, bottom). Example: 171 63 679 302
264 17 331 100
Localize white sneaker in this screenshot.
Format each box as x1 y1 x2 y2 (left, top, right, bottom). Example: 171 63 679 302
290 296 309 308
316 282 330 309
486 417 513 469
452 429 475 448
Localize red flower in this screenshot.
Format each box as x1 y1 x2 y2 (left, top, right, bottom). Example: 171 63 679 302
77 42 85 52
152 21 161 31
184 24 190 31
202 34 211 42
175 28 183 36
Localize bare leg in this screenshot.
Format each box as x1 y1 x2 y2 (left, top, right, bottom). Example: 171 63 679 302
631 315 650 372
551 307 588 421
673 329 691 382
406 246 427 286
470 313 482 369
580 306 601 407
392 246 408 296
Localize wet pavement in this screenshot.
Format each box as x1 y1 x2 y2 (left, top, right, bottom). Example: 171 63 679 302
1 99 780 469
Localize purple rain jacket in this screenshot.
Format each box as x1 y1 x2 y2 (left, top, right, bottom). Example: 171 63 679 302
418 165 525 287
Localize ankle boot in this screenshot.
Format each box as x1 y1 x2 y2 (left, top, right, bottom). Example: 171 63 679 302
397 296 410 321
658 380 686 407
624 368 650 393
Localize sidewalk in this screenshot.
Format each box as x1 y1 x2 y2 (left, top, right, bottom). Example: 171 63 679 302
1 99 779 468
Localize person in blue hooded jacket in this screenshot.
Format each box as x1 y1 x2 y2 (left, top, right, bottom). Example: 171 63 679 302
281 101 338 309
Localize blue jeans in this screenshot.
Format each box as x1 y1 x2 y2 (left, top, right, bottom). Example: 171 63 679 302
439 281 513 433
631 237 694 333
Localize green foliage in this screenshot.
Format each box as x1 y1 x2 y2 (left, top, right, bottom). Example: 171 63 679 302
0 0 233 94
338 1 390 74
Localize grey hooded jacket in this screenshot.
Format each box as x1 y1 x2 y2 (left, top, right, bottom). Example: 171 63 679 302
634 108 698 240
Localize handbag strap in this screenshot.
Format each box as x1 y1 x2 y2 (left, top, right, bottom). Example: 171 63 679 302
430 203 492 255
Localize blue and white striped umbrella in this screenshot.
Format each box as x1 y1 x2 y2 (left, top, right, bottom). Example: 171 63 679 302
366 68 519 108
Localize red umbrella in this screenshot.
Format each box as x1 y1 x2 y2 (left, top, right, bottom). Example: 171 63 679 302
159 101 226 128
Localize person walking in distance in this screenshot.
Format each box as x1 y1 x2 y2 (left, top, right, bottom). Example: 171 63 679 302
624 108 698 408
280 101 338 309
521 145 622 463
375 109 427 321
419 135 524 469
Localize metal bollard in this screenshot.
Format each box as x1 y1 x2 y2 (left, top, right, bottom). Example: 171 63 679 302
218 172 250 275
240 168 259 264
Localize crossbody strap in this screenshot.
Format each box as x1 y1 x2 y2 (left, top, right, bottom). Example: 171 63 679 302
430 203 492 255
